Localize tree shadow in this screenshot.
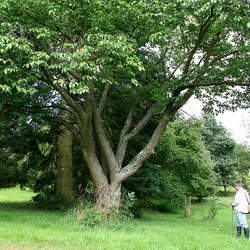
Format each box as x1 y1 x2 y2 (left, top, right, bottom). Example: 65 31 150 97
0 201 36 210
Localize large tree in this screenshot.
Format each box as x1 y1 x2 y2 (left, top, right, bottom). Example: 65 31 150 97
0 0 249 212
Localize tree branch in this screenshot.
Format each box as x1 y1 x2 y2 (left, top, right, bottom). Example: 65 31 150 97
210 50 239 65
116 101 157 167
91 88 119 183
127 102 157 140
60 119 81 143
97 84 111 116
187 80 250 88
118 104 178 182
182 5 216 77
40 66 80 114
115 99 137 166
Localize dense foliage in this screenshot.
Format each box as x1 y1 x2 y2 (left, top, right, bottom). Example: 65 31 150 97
154 119 216 199
201 114 237 191
234 144 250 189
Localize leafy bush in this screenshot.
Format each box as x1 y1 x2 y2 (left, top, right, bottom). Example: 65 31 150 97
120 191 140 218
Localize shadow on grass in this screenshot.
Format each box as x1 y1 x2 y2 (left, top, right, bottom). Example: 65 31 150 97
0 201 36 210
217 191 234 197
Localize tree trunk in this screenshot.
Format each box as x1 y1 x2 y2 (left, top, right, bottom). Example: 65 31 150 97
223 185 227 193
95 182 122 216
56 125 74 203
185 195 192 217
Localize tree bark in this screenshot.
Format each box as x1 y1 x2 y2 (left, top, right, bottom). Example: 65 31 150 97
95 182 122 215
185 195 192 217
56 109 74 203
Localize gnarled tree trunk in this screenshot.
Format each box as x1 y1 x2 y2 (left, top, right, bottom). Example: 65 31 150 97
96 182 122 215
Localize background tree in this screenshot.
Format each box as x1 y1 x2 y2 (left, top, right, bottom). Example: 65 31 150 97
201 113 237 192
126 118 216 214
234 144 250 189
150 118 216 216
0 0 249 213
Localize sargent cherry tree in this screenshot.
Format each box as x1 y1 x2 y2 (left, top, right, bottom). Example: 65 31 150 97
0 0 249 212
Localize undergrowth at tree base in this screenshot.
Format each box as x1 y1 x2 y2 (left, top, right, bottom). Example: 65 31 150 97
67 191 140 227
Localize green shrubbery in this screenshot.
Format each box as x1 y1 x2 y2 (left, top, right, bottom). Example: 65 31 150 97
67 187 140 227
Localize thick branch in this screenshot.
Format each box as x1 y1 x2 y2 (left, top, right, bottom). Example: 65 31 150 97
116 102 157 167
61 120 81 143
120 99 138 139
127 103 157 140
91 89 119 183
80 126 109 188
118 104 178 182
97 84 111 115
115 99 137 166
118 86 196 182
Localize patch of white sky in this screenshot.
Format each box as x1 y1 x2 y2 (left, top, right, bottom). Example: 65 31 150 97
183 97 250 146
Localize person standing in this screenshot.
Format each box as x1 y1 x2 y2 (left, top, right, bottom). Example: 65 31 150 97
232 181 249 239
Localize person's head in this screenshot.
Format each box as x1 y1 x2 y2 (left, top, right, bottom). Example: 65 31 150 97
235 181 243 190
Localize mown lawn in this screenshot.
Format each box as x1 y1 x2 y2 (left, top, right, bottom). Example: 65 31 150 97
0 187 249 250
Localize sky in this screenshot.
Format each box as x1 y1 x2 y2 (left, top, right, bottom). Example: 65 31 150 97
182 97 250 146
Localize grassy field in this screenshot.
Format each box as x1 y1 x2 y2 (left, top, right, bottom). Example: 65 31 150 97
0 187 249 250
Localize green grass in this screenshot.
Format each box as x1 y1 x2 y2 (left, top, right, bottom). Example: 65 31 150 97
0 187 249 250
